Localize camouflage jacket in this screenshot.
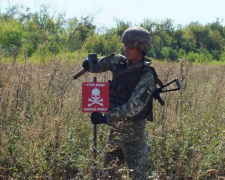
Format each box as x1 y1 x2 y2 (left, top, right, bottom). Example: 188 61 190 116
97 54 155 126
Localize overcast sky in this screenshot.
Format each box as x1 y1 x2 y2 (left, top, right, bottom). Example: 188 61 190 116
1 0 225 28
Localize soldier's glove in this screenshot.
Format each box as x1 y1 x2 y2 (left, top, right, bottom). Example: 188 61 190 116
91 112 107 124
82 58 89 71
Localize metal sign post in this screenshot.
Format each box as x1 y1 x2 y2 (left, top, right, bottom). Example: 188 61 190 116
73 53 109 180
82 79 109 180
93 77 97 180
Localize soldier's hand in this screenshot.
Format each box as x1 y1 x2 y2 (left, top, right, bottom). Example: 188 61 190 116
91 112 107 124
82 58 89 70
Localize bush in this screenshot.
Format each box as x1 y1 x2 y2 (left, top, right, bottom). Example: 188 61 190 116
185 50 213 63
84 33 123 56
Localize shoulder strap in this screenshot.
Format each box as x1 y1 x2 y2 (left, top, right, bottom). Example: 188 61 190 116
149 66 164 88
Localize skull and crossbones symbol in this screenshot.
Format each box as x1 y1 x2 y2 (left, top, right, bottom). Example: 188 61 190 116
88 88 103 107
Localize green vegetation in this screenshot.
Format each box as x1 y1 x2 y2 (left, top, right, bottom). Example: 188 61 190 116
0 3 225 179
1 4 225 63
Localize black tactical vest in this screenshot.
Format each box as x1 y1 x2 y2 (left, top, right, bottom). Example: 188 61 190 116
109 58 154 121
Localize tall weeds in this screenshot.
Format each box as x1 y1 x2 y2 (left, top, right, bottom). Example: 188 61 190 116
0 58 224 179
148 61 225 179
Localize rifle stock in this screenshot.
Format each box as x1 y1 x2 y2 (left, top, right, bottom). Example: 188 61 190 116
153 78 181 106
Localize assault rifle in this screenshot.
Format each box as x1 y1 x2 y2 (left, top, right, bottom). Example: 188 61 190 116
153 78 181 106
72 53 181 106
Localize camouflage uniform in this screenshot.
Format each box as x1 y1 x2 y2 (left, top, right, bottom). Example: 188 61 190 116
97 54 155 179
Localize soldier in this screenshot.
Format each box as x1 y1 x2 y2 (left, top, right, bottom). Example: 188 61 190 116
82 26 156 179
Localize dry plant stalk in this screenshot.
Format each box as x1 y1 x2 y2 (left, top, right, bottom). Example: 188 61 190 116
0 60 225 179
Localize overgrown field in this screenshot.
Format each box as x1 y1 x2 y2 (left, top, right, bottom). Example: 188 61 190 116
0 59 225 179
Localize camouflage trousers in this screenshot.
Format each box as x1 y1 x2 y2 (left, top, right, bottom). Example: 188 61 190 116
102 119 149 180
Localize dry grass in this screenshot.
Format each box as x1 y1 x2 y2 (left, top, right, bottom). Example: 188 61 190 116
0 59 225 179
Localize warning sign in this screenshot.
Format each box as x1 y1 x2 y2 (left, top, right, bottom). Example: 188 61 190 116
82 82 109 112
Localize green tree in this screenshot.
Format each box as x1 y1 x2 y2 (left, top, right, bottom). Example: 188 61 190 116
188 23 209 49
206 30 224 59
22 4 66 56
140 19 157 33
0 18 24 57
208 19 225 38
63 15 96 52
84 32 122 55
114 19 132 37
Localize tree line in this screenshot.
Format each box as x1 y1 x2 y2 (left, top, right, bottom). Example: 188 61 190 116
1 4 225 63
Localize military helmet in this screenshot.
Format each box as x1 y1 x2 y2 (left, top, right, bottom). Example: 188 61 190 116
121 26 151 53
